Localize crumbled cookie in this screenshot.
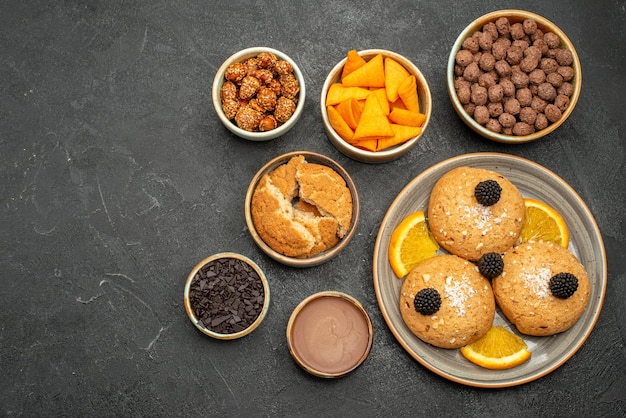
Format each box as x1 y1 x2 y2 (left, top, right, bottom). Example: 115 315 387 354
251 156 352 258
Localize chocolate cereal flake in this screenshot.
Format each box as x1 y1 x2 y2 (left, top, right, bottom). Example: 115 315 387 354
453 16 576 136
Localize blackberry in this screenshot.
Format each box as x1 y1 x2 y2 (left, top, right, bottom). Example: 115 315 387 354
474 180 502 206
414 288 442 316
549 272 579 299
476 252 504 279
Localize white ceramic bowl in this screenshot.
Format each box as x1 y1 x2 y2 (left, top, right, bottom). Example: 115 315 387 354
447 10 581 143
321 49 432 163
212 47 306 141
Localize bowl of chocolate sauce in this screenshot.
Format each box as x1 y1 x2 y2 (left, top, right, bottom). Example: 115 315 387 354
286 291 374 378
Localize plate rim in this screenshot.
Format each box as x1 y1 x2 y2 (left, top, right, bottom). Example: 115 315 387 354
372 152 607 388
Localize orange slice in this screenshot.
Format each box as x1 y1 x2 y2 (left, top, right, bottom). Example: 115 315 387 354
520 198 569 248
388 211 439 279
460 326 531 370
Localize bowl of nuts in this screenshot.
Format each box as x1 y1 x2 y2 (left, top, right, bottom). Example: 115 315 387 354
212 47 306 141
447 10 581 143
321 49 432 163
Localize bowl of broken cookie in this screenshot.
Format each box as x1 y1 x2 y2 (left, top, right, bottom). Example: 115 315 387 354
447 10 581 143
244 151 360 267
213 47 306 141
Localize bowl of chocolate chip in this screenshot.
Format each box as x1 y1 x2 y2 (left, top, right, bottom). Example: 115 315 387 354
213 47 306 141
184 252 270 340
447 10 581 143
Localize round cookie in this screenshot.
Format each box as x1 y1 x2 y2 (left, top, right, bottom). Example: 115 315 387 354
428 166 525 261
492 240 591 336
400 254 495 349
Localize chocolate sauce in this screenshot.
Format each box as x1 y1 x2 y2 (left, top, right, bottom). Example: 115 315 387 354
290 295 371 375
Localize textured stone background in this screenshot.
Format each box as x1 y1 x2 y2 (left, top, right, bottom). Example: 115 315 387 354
1 0 624 416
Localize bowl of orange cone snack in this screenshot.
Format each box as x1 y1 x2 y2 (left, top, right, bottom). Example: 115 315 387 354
321 49 432 163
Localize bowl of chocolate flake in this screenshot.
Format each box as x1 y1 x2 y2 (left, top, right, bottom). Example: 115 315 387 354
184 252 270 340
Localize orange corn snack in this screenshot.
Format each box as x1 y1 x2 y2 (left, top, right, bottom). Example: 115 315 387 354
341 53 385 88
397 75 420 112
370 88 390 115
352 94 394 140
326 105 354 141
376 124 423 151
389 98 407 111
325 83 372 106
351 138 378 151
335 98 362 130
385 57 411 102
341 49 367 81
388 108 426 127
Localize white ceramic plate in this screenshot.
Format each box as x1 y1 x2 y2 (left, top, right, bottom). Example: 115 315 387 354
373 153 607 388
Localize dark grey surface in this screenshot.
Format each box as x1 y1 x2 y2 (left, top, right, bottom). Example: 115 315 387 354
1 0 625 416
